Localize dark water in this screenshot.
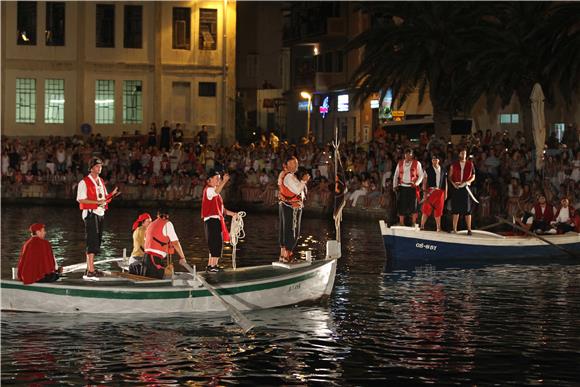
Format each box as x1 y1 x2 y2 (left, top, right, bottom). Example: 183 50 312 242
2 205 580 385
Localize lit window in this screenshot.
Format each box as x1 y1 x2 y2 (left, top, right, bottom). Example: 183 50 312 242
17 1 37 45
123 80 142 124
499 113 520 124
95 80 115 124
16 78 36 123
45 79 65 123
199 9 217 50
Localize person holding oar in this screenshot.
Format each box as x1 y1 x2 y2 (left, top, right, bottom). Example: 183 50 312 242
76 158 119 280
201 169 238 273
420 153 447 232
143 210 187 279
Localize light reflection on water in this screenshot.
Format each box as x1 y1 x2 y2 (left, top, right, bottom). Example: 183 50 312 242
2 205 580 385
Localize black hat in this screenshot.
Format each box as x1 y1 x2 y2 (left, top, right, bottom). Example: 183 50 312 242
206 169 221 180
90 158 103 168
157 208 170 218
431 153 440 160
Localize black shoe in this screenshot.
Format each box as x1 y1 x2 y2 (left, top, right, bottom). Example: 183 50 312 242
207 266 221 273
467 230 472 236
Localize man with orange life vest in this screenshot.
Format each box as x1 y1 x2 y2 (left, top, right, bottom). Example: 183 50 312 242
392 148 424 227
278 156 310 263
76 158 119 279
449 147 476 235
420 153 447 232
202 169 238 272
143 210 186 279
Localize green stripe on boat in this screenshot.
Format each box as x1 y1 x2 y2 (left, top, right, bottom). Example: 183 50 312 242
1 272 317 300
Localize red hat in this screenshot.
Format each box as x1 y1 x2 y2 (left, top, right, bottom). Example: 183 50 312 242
29 223 45 234
132 213 152 232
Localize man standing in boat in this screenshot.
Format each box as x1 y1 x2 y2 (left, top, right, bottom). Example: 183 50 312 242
202 169 238 272
449 148 476 235
420 153 447 232
144 210 187 278
392 148 424 227
278 156 310 263
76 158 119 279
17 223 61 284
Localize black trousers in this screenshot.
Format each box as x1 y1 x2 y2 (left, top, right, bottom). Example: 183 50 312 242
204 218 223 258
144 253 166 279
396 186 418 216
279 202 302 251
84 212 104 255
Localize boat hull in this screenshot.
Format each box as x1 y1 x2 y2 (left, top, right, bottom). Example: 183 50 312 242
1 258 337 314
380 221 580 265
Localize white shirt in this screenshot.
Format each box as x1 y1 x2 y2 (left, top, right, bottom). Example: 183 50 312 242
555 207 572 224
393 160 424 188
203 186 223 221
284 173 307 198
144 221 179 258
76 175 107 219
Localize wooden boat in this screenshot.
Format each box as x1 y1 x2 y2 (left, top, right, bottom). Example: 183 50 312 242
380 221 580 265
1 251 339 314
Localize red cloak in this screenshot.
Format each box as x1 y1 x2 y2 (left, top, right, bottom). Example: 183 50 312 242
17 236 57 285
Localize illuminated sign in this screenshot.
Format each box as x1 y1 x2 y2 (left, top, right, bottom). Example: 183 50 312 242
337 94 349 112
319 96 329 118
392 110 405 121
298 101 312 111
370 99 379 109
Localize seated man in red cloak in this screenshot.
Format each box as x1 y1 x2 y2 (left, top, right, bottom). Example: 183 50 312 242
17 223 61 284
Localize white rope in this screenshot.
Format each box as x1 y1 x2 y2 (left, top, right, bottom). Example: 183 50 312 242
229 211 246 269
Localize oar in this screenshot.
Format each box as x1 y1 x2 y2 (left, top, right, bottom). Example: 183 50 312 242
62 257 126 274
495 216 579 259
181 261 255 333
479 221 503 231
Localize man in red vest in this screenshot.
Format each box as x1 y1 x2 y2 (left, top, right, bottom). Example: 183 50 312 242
76 158 119 279
449 147 476 235
526 193 557 234
278 156 310 263
144 210 187 278
392 148 424 227
17 223 61 284
201 169 238 272
551 197 576 234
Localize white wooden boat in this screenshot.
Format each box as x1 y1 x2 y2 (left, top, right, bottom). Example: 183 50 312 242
2 246 339 314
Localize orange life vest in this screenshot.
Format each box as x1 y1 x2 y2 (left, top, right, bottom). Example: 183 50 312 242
144 218 174 257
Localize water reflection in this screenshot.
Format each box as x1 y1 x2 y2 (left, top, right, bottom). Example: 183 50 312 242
3 206 580 384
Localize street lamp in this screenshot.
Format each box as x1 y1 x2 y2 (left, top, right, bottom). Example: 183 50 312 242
300 91 312 139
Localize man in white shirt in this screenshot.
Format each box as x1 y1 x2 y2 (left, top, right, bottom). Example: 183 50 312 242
76 158 118 279
552 197 576 234
393 148 424 227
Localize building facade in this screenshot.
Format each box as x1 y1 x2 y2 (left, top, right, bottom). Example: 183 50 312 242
1 1 237 144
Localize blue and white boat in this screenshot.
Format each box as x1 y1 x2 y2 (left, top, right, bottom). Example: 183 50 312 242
380 221 580 266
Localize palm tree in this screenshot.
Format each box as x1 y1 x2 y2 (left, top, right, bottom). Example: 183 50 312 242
470 2 580 140
347 2 487 139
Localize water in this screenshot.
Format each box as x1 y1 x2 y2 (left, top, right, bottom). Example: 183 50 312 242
2 205 580 385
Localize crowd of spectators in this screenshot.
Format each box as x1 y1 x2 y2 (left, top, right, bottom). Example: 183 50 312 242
2 121 579 224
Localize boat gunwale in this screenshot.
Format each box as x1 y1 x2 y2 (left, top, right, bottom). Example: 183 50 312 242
1 258 337 296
